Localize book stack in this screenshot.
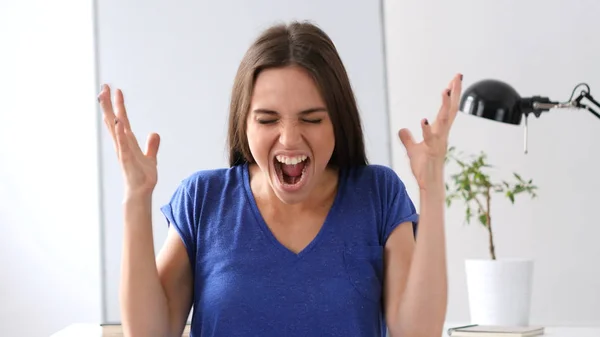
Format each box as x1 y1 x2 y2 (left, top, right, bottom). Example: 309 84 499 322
447 324 545 337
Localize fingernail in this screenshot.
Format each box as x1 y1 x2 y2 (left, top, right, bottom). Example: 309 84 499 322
424 119 429 125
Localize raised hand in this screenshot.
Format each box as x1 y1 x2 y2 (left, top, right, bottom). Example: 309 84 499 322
98 84 161 199
398 73 463 191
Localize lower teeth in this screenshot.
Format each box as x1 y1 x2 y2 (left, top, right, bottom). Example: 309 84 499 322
277 161 308 186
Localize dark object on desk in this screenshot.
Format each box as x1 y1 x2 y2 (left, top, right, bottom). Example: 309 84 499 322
459 79 600 153
447 324 545 337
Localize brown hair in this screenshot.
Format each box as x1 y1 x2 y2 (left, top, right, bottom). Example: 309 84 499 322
227 21 368 168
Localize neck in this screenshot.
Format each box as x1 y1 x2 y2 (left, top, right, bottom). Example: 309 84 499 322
249 164 339 216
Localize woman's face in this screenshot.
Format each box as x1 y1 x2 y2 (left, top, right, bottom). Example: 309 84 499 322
246 65 335 204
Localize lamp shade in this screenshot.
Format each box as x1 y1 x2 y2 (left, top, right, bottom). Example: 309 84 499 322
459 79 523 125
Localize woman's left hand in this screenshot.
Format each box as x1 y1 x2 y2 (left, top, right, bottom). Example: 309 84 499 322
398 73 463 191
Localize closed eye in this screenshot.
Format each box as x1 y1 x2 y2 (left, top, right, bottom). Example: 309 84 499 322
253 107 327 125
257 119 277 125
303 119 322 124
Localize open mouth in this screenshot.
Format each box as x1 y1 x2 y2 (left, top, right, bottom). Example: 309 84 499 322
273 155 310 187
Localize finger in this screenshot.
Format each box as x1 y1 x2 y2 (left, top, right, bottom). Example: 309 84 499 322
435 88 452 126
449 73 463 120
421 118 433 141
437 74 462 129
114 119 133 165
125 127 144 156
112 88 146 157
145 133 161 160
99 84 117 141
398 128 416 153
114 89 132 132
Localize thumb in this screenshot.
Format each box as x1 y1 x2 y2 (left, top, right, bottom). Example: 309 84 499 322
398 128 415 152
145 133 160 160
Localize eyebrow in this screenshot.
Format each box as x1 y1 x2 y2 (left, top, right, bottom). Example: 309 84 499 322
252 107 327 115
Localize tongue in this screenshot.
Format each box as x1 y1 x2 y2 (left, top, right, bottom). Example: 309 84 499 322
281 162 306 177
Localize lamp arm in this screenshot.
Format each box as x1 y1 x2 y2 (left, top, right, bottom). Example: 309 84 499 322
574 92 600 119
526 83 600 120
517 84 598 154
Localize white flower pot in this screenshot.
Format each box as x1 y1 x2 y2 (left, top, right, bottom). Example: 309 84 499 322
465 258 534 326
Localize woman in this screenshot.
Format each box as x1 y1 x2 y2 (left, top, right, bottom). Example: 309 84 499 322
98 21 462 337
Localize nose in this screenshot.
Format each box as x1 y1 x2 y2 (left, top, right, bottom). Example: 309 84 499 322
278 121 302 148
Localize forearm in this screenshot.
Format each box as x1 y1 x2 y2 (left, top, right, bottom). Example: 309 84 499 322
396 176 448 336
120 195 170 336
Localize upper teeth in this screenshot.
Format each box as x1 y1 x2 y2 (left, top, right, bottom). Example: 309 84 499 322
276 155 308 165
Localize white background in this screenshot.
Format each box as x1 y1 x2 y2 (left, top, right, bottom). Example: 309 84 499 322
2 0 599 336
0 0 102 336
384 0 600 326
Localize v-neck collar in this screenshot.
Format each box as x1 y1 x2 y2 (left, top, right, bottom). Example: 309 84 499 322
241 162 345 259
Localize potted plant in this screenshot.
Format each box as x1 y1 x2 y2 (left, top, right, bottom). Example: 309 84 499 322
445 146 538 326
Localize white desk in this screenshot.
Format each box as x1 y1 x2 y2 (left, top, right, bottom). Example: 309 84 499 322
51 323 600 337
446 326 600 336
50 324 190 336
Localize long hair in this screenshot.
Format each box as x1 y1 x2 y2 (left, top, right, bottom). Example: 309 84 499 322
227 21 368 168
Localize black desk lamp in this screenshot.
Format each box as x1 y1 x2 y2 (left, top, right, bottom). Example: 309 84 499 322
459 79 600 153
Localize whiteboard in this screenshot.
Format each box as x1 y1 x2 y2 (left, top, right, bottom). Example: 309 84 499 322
95 0 391 322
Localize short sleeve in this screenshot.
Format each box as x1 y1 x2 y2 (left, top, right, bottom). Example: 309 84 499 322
160 180 198 269
382 168 419 244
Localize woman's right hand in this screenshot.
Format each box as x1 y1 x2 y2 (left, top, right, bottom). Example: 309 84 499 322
98 84 161 200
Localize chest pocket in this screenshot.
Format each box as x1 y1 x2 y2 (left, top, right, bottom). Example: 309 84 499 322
343 245 384 302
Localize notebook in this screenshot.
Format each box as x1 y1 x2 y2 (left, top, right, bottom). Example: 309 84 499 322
447 325 544 337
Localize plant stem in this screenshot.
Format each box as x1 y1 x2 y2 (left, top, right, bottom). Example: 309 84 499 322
486 188 496 260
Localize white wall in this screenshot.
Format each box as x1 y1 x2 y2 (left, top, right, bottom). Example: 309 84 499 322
95 0 391 323
384 0 600 326
0 0 101 336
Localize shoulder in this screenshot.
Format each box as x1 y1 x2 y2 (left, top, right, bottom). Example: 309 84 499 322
344 164 408 194
176 164 246 197
342 164 414 217
339 165 418 243
160 164 247 231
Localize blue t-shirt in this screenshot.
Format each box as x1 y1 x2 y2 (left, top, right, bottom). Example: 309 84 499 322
160 163 419 337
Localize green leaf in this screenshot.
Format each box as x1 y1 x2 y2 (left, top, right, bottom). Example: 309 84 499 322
444 146 539 226
507 191 515 203
478 214 487 226
465 206 472 224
